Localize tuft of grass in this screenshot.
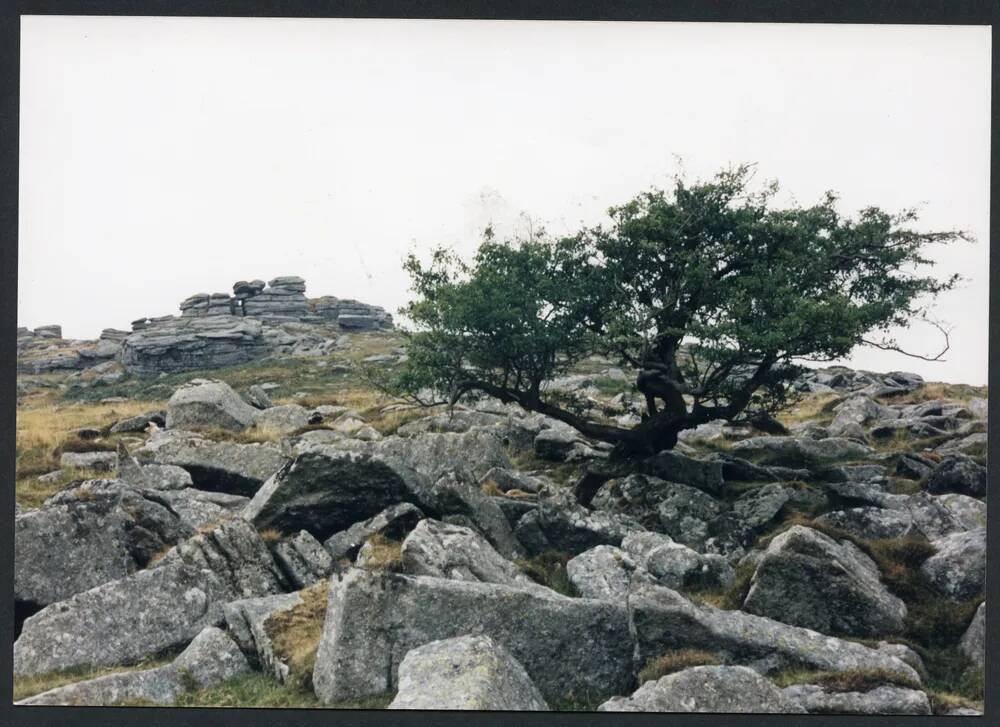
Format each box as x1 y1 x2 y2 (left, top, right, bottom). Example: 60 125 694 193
259 528 284 544
160 671 394 709
14 657 173 701
480 479 505 497
927 685 983 715
771 667 921 692
507 449 580 486
262 580 329 691
357 534 403 572
695 559 757 611
775 393 842 428
514 551 578 597
369 406 440 436
638 649 719 684
884 382 988 406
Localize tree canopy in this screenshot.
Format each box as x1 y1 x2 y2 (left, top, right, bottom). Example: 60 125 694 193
385 165 967 458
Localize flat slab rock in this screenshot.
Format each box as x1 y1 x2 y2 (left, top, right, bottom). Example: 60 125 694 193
628 574 920 685
17 627 249 706
312 568 634 704
14 519 287 677
388 635 549 711
599 666 805 713
780 684 932 715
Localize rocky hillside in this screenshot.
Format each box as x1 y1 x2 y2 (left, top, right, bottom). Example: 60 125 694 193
13 284 987 713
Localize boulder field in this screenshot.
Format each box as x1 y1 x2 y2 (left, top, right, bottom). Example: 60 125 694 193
13 354 987 714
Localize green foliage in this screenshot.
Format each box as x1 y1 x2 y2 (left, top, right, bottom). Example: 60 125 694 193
390 165 966 454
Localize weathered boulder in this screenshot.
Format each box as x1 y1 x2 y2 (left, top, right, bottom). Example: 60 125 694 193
244 384 274 410
59 450 117 472
312 569 634 704
166 379 259 431
388 636 549 711
17 627 249 706
396 409 510 436
253 404 311 435
828 396 896 438
623 532 735 592
273 531 334 589
223 591 305 681
730 436 873 467
418 472 524 559
960 602 985 670
156 488 248 530
324 503 425 561
629 575 920 683
920 528 986 601
109 410 167 434
592 474 723 548
566 546 634 601
926 454 987 497
479 466 545 494
242 448 429 540
639 450 725 495
141 431 287 496
600 666 804 713
516 490 644 555
14 519 287 676
780 684 931 715
534 424 602 462
400 519 533 587
15 480 193 607
814 508 916 540
742 526 906 638
373 428 512 482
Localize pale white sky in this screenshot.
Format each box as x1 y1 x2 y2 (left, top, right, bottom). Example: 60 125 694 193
19 18 990 384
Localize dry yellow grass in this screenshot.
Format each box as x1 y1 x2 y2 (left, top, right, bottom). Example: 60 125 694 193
259 528 283 543
638 649 720 684
357 534 403 572
16 398 162 457
480 479 505 497
775 392 842 428
262 580 330 691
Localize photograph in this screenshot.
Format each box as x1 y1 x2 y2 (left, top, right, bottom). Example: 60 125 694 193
9 12 991 717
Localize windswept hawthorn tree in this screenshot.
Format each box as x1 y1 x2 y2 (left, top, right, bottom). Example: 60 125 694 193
386 166 966 459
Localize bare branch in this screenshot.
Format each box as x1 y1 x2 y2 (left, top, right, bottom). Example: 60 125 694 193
861 317 952 362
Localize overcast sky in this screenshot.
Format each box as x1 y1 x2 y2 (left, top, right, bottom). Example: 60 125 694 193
19 17 990 384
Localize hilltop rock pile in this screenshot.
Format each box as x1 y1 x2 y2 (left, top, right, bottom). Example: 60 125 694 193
18 276 393 378
118 276 392 375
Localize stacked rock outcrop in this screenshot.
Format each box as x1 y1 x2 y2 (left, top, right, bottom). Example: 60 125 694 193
240 276 313 323
313 296 394 330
